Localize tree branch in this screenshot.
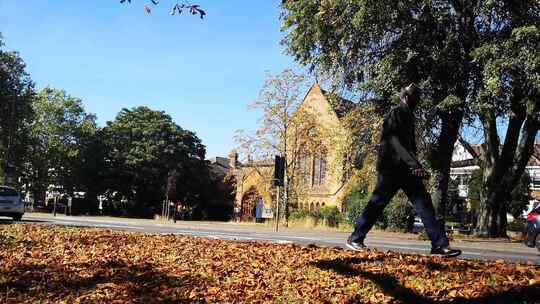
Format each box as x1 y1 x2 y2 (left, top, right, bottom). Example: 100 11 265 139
509 99 539 184
499 95 526 174
480 110 500 168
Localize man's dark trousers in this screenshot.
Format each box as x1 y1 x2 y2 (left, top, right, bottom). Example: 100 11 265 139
351 168 449 249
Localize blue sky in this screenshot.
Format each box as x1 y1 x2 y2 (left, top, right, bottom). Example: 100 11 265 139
0 0 298 158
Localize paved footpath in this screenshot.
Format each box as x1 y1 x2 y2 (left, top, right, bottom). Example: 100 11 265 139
14 213 540 265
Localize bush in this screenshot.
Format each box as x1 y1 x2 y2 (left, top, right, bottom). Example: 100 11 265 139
507 218 526 232
384 192 415 232
290 209 312 220
319 206 343 227
343 190 387 229
342 190 415 232
288 209 321 226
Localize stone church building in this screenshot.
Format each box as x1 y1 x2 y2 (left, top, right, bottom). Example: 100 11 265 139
230 83 360 221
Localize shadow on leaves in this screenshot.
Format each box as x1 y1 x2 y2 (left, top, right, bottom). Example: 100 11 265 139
0 259 201 303
311 257 540 304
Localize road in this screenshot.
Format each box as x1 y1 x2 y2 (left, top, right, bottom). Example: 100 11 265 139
12 213 540 265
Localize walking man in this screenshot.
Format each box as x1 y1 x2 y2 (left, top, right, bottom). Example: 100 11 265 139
346 83 461 258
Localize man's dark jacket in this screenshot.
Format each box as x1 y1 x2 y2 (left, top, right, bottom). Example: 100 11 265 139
376 103 422 172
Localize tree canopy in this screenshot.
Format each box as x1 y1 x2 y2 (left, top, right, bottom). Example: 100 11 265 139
27 87 97 203
102 106 207 217
0 34 34 183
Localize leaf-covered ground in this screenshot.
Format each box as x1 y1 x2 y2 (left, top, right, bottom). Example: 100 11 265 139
0 224 539 303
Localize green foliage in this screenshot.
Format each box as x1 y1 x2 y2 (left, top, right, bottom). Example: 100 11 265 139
468 169 483 214
507 218 526 233
384 192 415 232
289 206 344 227
343 190 386 228
343 188 414 232
320 205 343 227
0 34 35 184
102 106 208 218
472 25 540 115
27 87 97 203
280 0 476 105
290 209 312 221
509 173 531 220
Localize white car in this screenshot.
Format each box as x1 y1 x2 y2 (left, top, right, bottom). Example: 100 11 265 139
412 216 424 233
0 186 24 221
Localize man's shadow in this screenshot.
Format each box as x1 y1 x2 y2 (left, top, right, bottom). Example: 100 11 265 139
310 256 540 304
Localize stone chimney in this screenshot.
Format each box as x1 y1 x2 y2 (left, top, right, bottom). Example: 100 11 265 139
228 150 239 169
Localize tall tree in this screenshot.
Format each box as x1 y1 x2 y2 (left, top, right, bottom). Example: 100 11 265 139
280 0 534 233
27 87 97 204
73 128 109 212
103 106 206 218
472 16 540 236
0 34 35 184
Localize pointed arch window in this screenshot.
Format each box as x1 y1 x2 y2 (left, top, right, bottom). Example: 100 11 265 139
298 151 311 186
313 149 327 187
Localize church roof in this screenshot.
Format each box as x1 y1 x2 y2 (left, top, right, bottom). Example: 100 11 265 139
320 88 356 120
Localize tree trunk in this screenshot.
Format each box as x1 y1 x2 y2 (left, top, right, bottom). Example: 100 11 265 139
431 170 449 229
32 166 48 206
476 97 538 237
476 200 490 236
476 178 512 237
429 111 463 231
498 202 508 237
476 177 497 236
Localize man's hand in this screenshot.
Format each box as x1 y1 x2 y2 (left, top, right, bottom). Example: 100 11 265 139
412 168 430 179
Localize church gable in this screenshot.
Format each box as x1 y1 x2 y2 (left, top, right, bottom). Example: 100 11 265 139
296 83 354 131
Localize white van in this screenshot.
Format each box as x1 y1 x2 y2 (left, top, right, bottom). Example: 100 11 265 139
0 186 24 221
